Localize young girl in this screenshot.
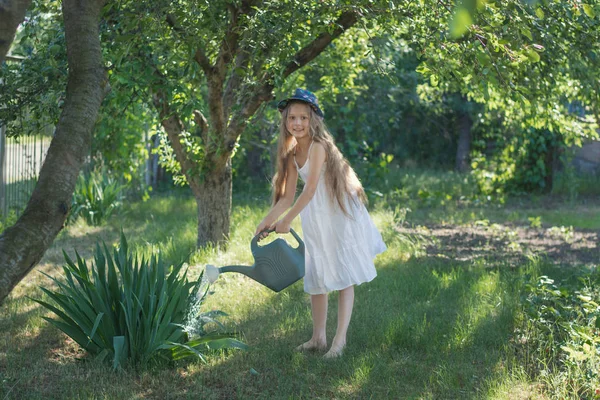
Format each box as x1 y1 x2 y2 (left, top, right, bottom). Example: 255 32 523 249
255 88 386 358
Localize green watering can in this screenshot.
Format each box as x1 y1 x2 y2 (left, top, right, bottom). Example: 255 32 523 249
205 229 305 292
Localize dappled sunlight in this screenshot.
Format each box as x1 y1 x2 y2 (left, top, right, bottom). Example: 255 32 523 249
3 177 596 398
448 271 505 351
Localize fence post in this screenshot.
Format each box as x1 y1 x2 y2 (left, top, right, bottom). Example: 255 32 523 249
0 122 6 218
0 72 5 218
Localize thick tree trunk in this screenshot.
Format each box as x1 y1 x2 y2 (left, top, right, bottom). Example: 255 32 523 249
455 112 472 173
0 0 106 304
195 160 232 247
153 91 232 247
0 0 32 64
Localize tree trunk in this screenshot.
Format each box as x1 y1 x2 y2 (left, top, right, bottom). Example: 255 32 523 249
195 160 232 247
0 0 32 64
455 112 472 173
0 0 106 304
153 91 233 247
159 8 359 249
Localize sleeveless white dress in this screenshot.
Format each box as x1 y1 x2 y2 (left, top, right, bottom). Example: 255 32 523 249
294 142 387 295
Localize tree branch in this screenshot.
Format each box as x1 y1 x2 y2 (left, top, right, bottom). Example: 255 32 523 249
193 48 213 75
222 49 251 116
221 0 264 116
151 87 202 192
0 0 33 64
225 9 360 148
215 3 240 77
282 10 358 78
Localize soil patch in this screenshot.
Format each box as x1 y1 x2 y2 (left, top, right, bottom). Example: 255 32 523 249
398 222 599 267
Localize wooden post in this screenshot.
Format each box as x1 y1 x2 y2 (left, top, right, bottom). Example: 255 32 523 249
0 73 6 218
0 121 6 218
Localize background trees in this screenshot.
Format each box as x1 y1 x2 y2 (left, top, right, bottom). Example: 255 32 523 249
1 0 599 302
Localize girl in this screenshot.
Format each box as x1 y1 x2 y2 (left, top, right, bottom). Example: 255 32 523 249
255 88 386 358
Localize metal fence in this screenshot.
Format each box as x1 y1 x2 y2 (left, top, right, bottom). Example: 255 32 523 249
0 123 51 218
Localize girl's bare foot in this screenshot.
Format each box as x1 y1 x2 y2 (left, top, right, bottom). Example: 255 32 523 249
295 338 327 352
323 341 345 359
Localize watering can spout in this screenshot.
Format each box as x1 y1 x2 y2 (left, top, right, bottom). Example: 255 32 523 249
205 264 259 283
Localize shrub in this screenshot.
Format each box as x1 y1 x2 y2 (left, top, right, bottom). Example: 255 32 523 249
69 171 127 226
33 233 246 369
520 272 600 398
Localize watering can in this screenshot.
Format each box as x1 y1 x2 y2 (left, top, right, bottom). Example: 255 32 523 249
205 228 305 292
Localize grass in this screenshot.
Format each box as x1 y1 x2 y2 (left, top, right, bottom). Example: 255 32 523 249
1 170 599 399
369 166 600 229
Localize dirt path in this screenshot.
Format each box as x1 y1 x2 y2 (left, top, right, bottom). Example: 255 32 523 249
398 222 600 267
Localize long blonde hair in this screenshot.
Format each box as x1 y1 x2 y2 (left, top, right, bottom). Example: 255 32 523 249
272 101 367 215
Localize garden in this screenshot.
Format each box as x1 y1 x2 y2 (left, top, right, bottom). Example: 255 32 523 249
1 1 600 399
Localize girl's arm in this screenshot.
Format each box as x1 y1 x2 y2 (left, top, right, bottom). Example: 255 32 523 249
255 155 299 236
275 142 326 232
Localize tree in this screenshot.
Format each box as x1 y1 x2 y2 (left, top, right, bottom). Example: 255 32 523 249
407 0 600 191
101 1 397 247
98 0 600 243
0 0 32 63
0 0 107 303
2 1 599 307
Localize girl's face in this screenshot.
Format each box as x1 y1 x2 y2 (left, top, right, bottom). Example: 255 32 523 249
285 103 311 140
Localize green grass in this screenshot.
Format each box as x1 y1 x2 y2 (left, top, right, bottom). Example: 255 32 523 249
1 170 599 399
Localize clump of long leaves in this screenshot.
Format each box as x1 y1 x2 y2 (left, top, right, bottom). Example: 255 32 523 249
69 170 127 226
33 233 246 369
519 272 600 398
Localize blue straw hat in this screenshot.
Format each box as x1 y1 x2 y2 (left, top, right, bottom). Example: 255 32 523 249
277 88 324 118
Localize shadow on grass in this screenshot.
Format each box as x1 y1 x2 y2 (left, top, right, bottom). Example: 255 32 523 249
0 252 525 399
353 257 519 399
177 253 523 399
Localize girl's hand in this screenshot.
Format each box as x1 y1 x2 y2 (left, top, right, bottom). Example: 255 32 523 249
274 218 291 234
255 218 274 241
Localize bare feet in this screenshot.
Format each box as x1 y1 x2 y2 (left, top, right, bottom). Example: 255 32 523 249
295 338 327 352
323 341 345 359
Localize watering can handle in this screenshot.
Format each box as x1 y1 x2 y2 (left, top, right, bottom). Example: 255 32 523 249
251 228 304 253
288 228 305 255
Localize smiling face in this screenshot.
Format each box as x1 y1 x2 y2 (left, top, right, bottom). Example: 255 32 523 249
285 102 311 140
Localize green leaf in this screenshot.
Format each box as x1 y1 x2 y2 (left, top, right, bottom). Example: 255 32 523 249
520 28 533 41
450 7 473 39
535 8 544 19
113 336 126 370
583 4 595 18
524 48 540 62
88 312 105 346
430 74 439 87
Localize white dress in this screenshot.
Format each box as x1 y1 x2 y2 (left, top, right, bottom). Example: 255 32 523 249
294 143 387 295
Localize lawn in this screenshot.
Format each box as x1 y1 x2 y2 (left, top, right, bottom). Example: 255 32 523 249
1 170 599 399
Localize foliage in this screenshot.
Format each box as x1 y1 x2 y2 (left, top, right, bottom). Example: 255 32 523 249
0 1 65 137
409 0 600 193
68 170 128 226
32 233 246 370
0 210 18 233
3 0 600 246
521 272 600 398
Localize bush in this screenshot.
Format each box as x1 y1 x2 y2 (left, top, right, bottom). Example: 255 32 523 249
520 271 600 398
33 233 246 369
69 170 127 226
